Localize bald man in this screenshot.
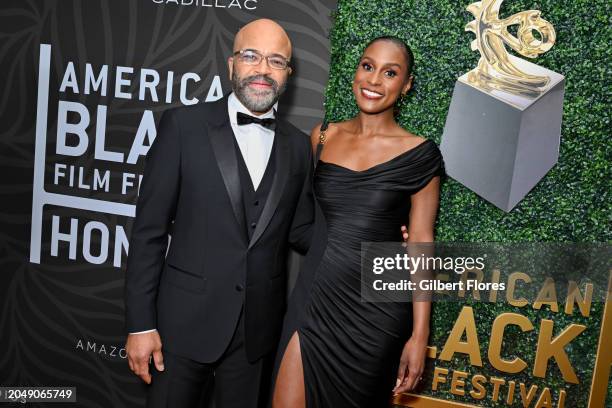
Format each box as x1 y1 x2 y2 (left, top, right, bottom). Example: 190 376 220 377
124 19 314 408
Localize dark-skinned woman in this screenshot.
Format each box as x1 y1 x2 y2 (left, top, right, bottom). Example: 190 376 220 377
273 36 445 408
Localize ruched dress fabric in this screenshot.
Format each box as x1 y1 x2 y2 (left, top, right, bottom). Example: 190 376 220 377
280 138 445 408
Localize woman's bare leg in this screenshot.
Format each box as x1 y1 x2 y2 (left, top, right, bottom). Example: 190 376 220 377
272 332 305 408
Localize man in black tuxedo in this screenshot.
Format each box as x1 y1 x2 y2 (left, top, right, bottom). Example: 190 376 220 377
124 18 314 408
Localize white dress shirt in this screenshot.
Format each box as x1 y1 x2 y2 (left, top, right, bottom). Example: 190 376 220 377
130 93 277 335
228 92 276 190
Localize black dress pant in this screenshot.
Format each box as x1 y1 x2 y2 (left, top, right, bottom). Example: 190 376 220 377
146 308 272 408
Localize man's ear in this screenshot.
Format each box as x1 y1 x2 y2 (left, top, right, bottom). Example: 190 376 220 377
227 57 234 79
287 66 293 76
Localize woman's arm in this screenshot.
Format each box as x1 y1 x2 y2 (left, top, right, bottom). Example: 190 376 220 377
407 175 440 242
393 175 440 395
407 175 440 337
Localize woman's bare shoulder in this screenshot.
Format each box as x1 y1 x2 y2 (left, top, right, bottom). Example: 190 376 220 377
309 119 354 150
387 126 427 151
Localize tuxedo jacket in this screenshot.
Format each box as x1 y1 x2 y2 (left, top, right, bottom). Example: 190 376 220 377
125 95 314 363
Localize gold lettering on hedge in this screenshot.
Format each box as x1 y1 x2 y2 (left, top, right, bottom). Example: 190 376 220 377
490 376 505 401
469 374 487 400
519 383 539 406
426 365 569 407
506 380 516 404
564 281 593 317
417 273 609 407
488 313 534 373
587 270 612 407
533 277 559 312
534 320 586 383
507 272 531 307
431 366 449 391
439 306 483 366
535 387 553 408
558 389 566 408
450 370 468 396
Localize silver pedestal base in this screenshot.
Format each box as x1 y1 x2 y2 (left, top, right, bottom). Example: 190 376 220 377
441 57 565 212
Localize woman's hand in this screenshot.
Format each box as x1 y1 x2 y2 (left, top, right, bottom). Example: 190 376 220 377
393 334 428 395
401 225 409 244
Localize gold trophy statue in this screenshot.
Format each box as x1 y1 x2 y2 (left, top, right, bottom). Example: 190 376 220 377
465 0 556 97
441 0 565 211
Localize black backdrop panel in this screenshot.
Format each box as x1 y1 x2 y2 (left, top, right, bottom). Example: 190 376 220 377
0 1 334 406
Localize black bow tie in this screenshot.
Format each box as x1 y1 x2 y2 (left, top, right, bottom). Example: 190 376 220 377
236 111 276 131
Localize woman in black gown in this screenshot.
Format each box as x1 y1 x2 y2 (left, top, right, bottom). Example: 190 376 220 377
272 36 445 408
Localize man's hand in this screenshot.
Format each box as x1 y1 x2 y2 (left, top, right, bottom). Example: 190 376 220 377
126 331 164 384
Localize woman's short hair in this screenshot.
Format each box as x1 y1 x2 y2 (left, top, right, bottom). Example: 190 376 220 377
364 36 414 76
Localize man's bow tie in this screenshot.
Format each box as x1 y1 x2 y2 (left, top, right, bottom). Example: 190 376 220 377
236 111 276 131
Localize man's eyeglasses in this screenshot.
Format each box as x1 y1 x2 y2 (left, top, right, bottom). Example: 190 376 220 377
233 49 290 70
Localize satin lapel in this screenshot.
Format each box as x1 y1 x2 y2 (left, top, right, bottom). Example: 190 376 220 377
248 121 291 249
207 118 246 240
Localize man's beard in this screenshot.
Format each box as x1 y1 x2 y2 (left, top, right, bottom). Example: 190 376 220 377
232 71 286 113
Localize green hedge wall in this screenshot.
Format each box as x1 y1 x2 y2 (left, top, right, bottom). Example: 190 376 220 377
323 1 611 406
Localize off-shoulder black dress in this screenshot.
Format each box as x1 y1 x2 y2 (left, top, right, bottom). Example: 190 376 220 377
274 131 445 407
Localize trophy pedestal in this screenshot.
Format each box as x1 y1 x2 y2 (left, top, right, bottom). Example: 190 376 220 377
440 56 565 212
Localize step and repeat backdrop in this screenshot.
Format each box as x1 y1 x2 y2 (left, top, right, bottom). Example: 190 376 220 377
0 1 333 406
1 0 610 407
